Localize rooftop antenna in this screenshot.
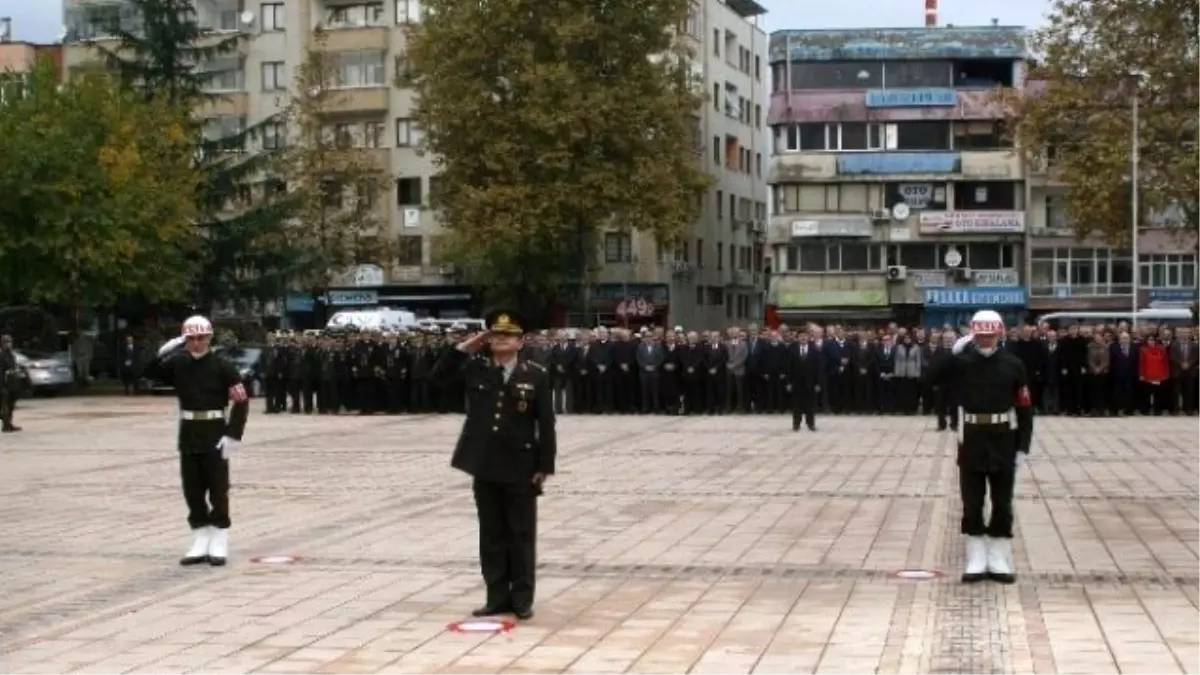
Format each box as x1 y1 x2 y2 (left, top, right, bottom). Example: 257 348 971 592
924 0 937 27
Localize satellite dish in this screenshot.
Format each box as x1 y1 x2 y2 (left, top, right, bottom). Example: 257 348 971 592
241 11 255 24
891 202 911 221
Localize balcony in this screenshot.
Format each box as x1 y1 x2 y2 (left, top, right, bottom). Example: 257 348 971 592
766 214 873 245
322 26 389 52
197 92 249 117
323 87 389 114
960 149 1022 180
836 152 960 177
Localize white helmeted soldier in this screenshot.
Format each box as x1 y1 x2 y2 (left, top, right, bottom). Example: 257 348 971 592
144 316 250 566
931 309 1034 583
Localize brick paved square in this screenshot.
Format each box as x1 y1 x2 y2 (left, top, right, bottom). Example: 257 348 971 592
0 397 1196 673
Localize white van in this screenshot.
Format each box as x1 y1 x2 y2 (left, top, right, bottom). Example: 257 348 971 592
1038 309 1194 327
326 308 419 331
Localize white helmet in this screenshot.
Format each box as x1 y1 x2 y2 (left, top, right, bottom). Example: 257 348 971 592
969 310 1005 336
181 315 214 337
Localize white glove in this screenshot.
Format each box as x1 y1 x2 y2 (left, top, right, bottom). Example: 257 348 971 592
952 333 974 355
217 436 239 460
157 336 186 357
1014 451 1027 469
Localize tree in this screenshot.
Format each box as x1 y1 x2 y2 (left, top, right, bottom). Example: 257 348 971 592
405 0 711 319
1000 0 1199 245
93 0 298 305
0 61 200 309
273 29 394 289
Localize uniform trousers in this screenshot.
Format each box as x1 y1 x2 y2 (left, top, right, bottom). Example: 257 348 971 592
957 426 1015 539
180 450 231 529
472 479 537 610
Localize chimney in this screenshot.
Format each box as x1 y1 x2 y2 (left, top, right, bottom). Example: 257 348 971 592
924 0 937 27
0 17 12 43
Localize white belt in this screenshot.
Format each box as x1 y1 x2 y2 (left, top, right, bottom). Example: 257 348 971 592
180 409 225 421
963 412 1011 425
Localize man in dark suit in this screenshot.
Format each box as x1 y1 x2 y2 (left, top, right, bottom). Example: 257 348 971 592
586 328 614 413
874 334 898 414
431 309 556 621
702 331 727 414
1169 327 1198 414
787 332 819 431
635 333 664 413
1109 331 1138 415
119 335 140 395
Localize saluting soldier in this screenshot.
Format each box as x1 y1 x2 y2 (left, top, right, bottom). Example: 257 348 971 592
143 316 249 567
431 310 556 620
933 310 1034 584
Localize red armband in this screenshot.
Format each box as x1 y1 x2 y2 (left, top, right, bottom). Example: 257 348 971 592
1015 384 1031 407
229 383 248 404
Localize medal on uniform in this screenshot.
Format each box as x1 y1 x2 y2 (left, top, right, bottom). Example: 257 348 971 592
517 401 527 412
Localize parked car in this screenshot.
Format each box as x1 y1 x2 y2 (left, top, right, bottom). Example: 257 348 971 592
14 350 74 395
140 343 263 397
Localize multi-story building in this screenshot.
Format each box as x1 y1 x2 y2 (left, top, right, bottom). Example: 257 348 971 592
62 0 768 329
1024 87 1198 315
0 18 64 77
765 25 1030 328
587 0 769 329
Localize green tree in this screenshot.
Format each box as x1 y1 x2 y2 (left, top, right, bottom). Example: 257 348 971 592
91 0 298 304
274 29 394 289
405 0 711 319
0 61 200 309
1001 0 1198 244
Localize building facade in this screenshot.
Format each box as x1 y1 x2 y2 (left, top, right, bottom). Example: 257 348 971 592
765 26 1030 328
62 0 768 329
1026 154 1198 316
0 18 64 77
587 0 769 330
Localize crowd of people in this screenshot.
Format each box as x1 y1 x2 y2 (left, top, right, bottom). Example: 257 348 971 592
251 319 1199 422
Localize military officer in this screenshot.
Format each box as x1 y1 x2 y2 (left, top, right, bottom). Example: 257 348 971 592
431 309 556 621
143 316 250 567
933 309 1034 584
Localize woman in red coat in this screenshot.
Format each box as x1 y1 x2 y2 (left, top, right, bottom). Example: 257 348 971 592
1138 336 1170 414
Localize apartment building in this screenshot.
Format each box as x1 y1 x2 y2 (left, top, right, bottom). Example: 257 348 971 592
1025 112 1198 314
765 25 1031 328
63 0 470 324
0 18 64 77
589 0 769 329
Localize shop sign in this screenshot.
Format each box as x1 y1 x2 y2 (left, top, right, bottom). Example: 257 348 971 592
972 270 1019 287
923 288 1027 307
919 211 1025 234
327 290 379 306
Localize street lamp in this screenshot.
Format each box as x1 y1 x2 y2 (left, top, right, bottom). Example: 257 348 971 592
1130 82 1140 330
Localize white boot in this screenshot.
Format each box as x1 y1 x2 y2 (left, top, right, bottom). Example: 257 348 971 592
961 536 988 583
207 528 229 567
987 537 1015 583
180 526 213 566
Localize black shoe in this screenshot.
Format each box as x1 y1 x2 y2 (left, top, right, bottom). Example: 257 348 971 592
807 425 817 432
2 425 20 432
987 571 1015 584
513 607 534 621
471 604 512 617
179 554 208 566
960 571 986 583
208 556 226 567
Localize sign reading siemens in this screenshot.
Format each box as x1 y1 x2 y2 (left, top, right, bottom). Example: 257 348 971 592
923 288 1027 307
865 88 957 108
327 290 379 306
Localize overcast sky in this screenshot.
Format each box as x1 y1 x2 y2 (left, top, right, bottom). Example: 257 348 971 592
1 0 1051 44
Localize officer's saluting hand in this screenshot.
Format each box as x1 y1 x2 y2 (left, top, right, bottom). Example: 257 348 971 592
431 309 556 621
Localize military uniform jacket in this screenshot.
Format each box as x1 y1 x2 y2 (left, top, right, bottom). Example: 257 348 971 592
930 346 1034 470
432 348 557 485
144 350 249 454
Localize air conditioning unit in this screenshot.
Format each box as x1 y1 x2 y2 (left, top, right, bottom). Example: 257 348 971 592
886 265 907 281
751 220 765 233
871 208 892 221
953 267 972 282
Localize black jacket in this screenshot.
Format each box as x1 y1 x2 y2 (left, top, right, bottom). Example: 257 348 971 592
432 348 556 484
144 349 249 454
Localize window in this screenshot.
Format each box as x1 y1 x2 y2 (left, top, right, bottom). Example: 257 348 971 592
261 2 285 31
364 121 385 148
395 118 422 146
712 28 720 56
261 122 284 150
883 60 951 88
1140 254 1198 289
395 235 423 266
203 64 244 92
717 242 724 270
798 123 825 150
396 0 421 24
954 181 1017 210
754 55 760 81
678 2 700 38
775 122 892 152
332 51 385 88
605 233 632 263
715 190 723 220
261 61 286 91
396 177 422 206
712 135 720 164
895 121 950 150
321 180 343 209
327 3 384 27
953 120 1008 149
1029 248 1134 297
202 115 246 152
790 61 882 90
952 59 1014 87
696 238 705 267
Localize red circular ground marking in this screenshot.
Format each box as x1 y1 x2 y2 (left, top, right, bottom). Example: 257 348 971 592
892 569 942 580
251 555 298 564
446 619 516 634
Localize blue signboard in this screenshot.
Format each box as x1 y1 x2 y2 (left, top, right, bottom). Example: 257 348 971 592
1148 288 1198 303
923 288 1027 307
865 88 957 108
838 152 960 175
285 292 315 313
